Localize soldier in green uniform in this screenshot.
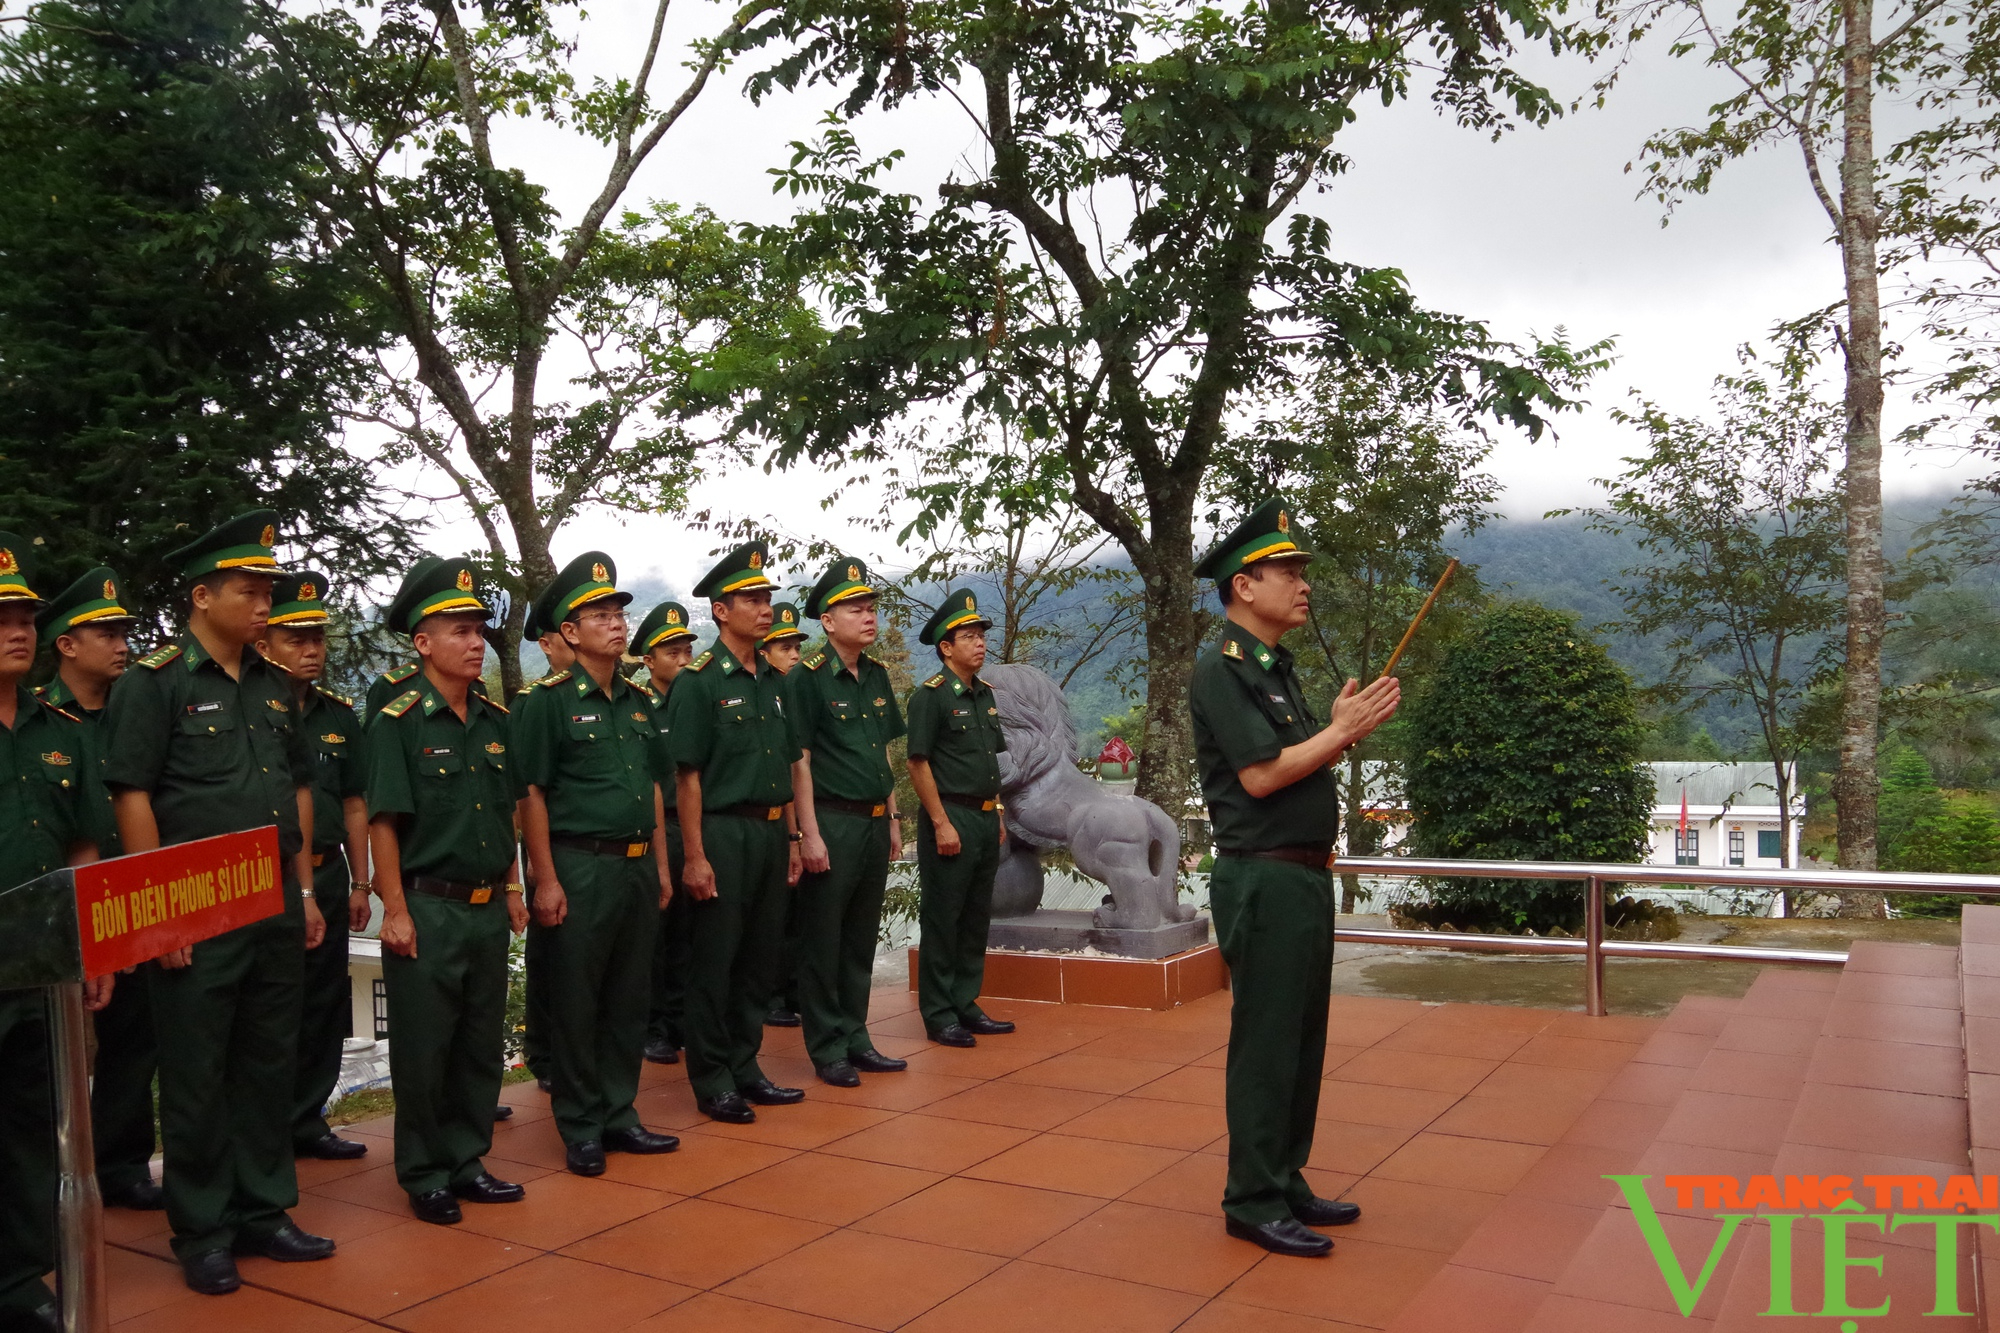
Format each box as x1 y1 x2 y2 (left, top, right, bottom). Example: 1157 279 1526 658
788 560 908 1086
518 582 577 1094
664 541 806 1124
35 568 157 1213
631 600 697 1066
363 557 491 724
1191 498 1398 1258
514 552 678 1175
367 559 532 1224
906 589 1013 1047
254 573 374 1163
0 537 114 1332
99 510 336 1295
760 601 808 1027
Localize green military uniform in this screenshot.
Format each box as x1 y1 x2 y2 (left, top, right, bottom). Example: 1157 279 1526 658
364 557 489 724
517 589 554 1085
633 601 697 1055
99 511 318 1263
663 543 801 1104
0 540 107 1324
1190 499 1339 1230
512 553 665 1148
368 561 519 1200
790 561 905 1068
762 602 809 1021
907 590 1007 1035
266 573 371 1155
35 568 156 1205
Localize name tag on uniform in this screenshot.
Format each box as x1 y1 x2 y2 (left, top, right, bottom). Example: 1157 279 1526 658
831 699 850 708
1269 693 1286 703
721 697 744 708
573 713 601 724
951 708 969 717
423 746 455 757
186 702 223 715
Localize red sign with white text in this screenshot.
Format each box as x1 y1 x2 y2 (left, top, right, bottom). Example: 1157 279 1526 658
74 827 284 978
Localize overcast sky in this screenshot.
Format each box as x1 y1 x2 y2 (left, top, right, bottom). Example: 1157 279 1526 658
383 2 1989 599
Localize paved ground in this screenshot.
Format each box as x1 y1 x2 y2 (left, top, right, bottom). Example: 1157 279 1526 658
101 985 1661 1332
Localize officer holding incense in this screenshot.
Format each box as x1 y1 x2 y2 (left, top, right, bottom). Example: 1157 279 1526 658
35 569 156 1212
0 537 113 1332
100 510 334 1294
255 572 373 1163
632 600 698 1065
1190 497 1398 1258
513 552 678 1174
906 589 1013 1047
367 559 530 1224
788 559 908 1086
664 541 806 1124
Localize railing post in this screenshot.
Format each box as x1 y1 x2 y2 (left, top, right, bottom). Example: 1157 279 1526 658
50 981 107 1333
1584 875 1606 1017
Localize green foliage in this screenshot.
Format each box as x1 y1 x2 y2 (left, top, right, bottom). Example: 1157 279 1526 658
0 0 407 626
1878 747 2000 914
1404 603 1655 931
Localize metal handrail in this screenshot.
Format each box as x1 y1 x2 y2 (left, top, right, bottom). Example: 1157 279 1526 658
1327 855 2000 1016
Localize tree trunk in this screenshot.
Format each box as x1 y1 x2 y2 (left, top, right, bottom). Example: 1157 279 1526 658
1134 516 1198 824
1832 0 1887 916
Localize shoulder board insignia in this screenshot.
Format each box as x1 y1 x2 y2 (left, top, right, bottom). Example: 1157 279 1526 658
379 689 422 719
315 685 353 707
687 651 712 672
386 662 418 683
923 673 945 689
803 652 825 670
36 699 80 723
1221 639 1243 661
136 644 183 670
479 694 510 715
536 671 571 689
30 683 47 698
631 678 657 698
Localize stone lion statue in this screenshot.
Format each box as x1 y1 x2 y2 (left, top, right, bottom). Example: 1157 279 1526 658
983 662 1192 931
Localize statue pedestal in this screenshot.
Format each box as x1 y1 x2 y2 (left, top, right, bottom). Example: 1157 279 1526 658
986 909 1210 960
907 940 1227 1010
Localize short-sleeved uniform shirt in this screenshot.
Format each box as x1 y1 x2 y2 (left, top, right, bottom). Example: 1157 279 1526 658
101 635 313 861
0 686 105 889
511 668 661 840
634 675 678 817
787 650 904 804
36 674 118 855
300 686 365 856
904 670 1005 798
366 676 516 884
662 642 798 810
1190 623 1338 852
365 663 487 726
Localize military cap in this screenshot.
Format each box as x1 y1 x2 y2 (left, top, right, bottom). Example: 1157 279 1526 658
522 579 552 643
383 558 492 634
691 541 775 601
634 600 696 653
167 508 290 582
918 587 992 646
547 550 630 623
803 557 876 619
763 601 807 645
268 570 331 628
1194 497 1312 584
37 566 134 644
0 535 47 607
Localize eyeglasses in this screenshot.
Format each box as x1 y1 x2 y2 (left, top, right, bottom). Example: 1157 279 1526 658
575 609 628 628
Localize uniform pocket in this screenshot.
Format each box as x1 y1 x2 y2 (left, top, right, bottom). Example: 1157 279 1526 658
419 748 465 779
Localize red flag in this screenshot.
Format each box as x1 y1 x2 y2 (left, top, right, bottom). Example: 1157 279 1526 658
1679 788 1689 860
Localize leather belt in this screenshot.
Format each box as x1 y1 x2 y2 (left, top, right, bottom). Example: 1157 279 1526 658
1221 843 1334 869
406 875 504 905
550 833 651 859
712 802 786 822
938 792 999 812
819 796 889 819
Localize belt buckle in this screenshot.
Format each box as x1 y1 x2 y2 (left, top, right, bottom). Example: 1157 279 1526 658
311 853 325 867
469 887 493 905
981 799 996 812
626 842 646 858
870 803 885 818
765 807 782 821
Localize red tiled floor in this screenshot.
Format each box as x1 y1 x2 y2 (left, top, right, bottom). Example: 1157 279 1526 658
921 1079 1113 1130
117 1282 372 1332
902 1258 1205 1333
448 1171 674 1250
385 1252 692 1332
1385 1263 1549 1333
1316 1081 1458 1131
1449 1197 1605 1282
1221 1234 1451 1326
1025 1200 1268 1296
234 1217 536 1320
1333 1048 1499 1096
962 1133 1186 1198
1004 1051 1182 1095
1055 1092 1229 1150
857 1175 1106 1256
563 1197 831 1287
630 1290 870 1331
1369 1132 1544 1195
706 1151 943 1225
1337 1177 1506 1254
819 1110 1034 1172
718 1229 1002 1329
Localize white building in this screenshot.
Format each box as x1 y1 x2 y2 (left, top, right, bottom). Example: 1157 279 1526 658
1644 761 1804 870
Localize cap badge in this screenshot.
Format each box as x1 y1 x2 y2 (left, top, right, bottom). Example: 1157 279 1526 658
666 609 681 625
456 568 474 593
591 562 608 583
299 581 318 602
782 609 794 624
0 549 18 576
847 564 860 582
964 594 975 611
1277 509 1289 533
101 579 115 600
259 523 276 547
749 551 764 569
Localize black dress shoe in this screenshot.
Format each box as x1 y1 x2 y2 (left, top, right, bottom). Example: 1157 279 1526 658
644 1038 681 1064
233 1221 336 1262
927 1024 976 1048
765 1009 802 1028
849 1048 908 1073
816 1060 861 1088
740 1078 805 1105
535 1074 553 1093
3 1298 57 1330
180 1248 241 1295
298 1131 369 1161
1225 1216 1333 1257
103 1177 165 1210
409 1188 463 1225
605 1126 680 1154
452 1172 526 1203
1293 1196 1361 1227
494 1104 514 1122
697 1091 757 1124
566 1141 607 1177
964 1014 1015 1035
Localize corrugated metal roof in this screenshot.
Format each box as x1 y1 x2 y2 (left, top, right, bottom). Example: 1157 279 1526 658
1649 761 1797 808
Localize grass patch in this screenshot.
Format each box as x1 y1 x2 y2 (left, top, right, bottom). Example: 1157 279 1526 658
327 1085 394 1127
